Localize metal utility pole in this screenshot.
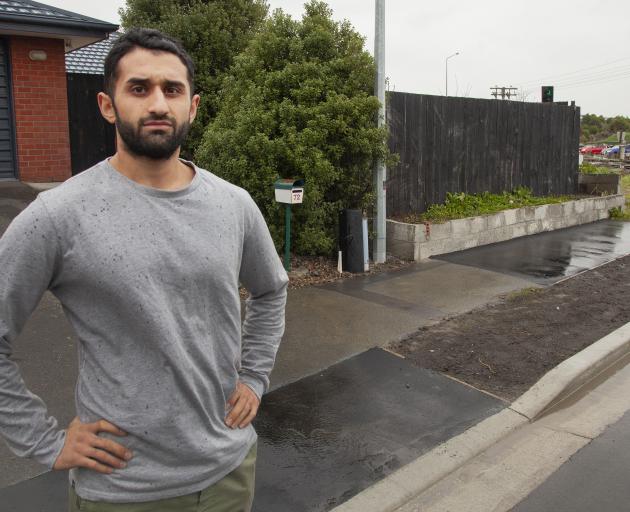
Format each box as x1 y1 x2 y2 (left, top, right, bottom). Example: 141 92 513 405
373 0 386 263
445 52 459 96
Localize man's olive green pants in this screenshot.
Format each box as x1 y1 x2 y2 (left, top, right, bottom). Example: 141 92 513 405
68 443 257 512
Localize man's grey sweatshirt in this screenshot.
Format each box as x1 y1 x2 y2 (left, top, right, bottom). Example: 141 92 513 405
0 160 288 502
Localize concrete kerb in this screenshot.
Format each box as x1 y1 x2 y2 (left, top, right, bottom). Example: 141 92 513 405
330 321 630 512
511 321 630 420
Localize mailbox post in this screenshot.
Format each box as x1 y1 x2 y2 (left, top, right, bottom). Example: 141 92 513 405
274 179 304 271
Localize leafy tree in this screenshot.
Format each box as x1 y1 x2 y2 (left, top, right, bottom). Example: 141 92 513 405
196 1 391 255
581 113 630 142
608 116 630 134
119 0 269 157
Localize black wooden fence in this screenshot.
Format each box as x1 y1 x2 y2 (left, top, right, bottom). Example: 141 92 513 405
386 92 581 216
66 73 116 175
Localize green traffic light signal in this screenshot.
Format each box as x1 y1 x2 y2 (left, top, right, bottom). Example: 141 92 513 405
542 85 554 103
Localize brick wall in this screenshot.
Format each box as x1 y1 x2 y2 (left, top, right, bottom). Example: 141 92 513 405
9 37 71 182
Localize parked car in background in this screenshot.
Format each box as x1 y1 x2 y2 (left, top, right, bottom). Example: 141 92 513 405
603 145 630 156
579 145 608 155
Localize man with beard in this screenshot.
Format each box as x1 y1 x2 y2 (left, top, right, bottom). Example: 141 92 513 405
0 28 288 511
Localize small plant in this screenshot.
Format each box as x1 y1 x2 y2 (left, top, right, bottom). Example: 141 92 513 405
609 206 630 220
506 287 542 302
579 163 613 175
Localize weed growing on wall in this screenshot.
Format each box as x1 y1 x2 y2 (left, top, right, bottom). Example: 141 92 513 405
579 163 615 175
400 187 576 224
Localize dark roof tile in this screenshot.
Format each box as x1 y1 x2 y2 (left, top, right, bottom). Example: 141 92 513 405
0 0 118 31
65 31 119 74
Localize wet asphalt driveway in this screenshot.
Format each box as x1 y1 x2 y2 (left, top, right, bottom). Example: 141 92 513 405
252 349 503 511
434 220 630 284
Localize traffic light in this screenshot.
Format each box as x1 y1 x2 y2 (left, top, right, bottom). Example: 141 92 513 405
541 86 554 103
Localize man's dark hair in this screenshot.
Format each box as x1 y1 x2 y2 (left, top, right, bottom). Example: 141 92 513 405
103 28 195 97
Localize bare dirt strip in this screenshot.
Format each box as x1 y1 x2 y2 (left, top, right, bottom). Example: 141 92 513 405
389 254 630 401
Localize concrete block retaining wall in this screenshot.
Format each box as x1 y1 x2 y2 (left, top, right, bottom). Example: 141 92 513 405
387 194 625 261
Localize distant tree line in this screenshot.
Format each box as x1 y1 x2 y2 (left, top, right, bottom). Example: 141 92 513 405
581 114 630 143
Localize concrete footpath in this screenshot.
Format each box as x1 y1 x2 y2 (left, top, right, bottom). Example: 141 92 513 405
2 181 630 510
272 257 536 390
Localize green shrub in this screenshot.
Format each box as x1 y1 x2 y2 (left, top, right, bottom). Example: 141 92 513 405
195 1 393 255
609 206 630 220
610 206 623 218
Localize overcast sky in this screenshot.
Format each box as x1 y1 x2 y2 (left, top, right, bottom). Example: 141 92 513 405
47 0 630 117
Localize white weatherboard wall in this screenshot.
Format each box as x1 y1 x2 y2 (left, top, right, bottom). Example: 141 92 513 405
387 195 625 261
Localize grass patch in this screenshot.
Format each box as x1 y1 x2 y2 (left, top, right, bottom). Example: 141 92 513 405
506 287 542 302
603 134 626 144
399 187 576 224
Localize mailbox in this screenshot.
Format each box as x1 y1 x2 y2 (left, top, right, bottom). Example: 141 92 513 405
274 179 304 205
274 178 304 271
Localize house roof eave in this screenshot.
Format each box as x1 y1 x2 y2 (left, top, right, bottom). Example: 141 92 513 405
0 16 117 35
0 22 117 52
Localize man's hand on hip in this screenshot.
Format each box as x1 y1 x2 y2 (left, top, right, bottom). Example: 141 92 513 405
53 417 133 474
225 381 260 429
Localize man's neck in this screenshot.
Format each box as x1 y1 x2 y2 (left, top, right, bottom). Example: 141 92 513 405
109 150 195 191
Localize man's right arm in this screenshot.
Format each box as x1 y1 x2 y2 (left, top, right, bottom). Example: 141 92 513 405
0 196 133 473
0 197 66 468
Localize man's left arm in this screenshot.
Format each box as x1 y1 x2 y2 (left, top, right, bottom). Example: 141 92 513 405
226 192 288 429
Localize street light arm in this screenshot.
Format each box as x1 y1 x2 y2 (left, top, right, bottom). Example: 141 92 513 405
445 51 461 97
